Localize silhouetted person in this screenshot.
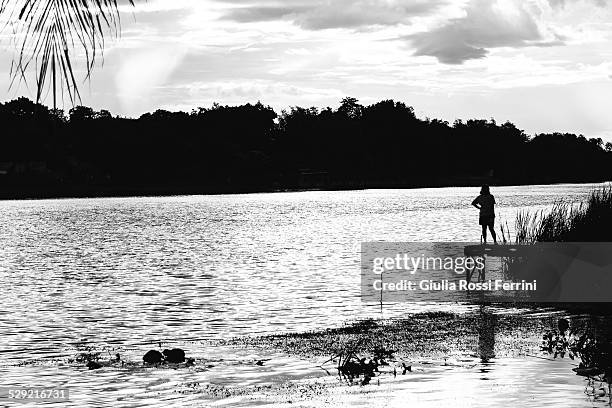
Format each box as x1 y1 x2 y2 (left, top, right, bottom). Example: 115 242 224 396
472 185 497 244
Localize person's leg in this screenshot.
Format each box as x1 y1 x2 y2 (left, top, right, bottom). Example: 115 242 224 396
488 224 497 244
481 225 488 243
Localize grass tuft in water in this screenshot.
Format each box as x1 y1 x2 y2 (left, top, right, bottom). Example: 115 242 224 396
513 186 612 244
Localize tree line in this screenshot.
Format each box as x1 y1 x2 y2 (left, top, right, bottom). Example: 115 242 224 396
0 96 610 198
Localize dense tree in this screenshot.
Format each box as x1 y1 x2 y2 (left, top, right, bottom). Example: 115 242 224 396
0 97 610 198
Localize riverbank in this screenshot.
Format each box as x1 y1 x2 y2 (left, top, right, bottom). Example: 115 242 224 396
0 179 609 201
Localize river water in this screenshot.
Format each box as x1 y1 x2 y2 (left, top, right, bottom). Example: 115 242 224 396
0 183 608 407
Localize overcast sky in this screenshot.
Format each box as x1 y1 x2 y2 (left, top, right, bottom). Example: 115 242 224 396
1 0 612 140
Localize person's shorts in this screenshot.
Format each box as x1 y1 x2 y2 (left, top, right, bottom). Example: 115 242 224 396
479 215 495 226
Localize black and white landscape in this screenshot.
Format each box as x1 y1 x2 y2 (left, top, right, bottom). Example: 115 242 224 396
1 1 612 407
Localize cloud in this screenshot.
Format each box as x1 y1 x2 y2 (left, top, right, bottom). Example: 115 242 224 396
220 5 309 23
547 0 607 8
408 0 563 64
115 46 188 113
182 80 344 100
218 0 446 30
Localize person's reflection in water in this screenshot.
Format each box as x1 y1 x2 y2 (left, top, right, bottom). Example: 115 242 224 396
478 306 497 364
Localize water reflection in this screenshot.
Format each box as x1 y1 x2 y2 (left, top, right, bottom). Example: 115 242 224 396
478 306 496 364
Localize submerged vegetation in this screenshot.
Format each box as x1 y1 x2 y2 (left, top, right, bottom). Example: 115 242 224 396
1 97 611 198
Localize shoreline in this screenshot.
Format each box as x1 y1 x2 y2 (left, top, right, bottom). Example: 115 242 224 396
226 309 559 360
1 308 610 406
187 309 610 406
0 180 608 202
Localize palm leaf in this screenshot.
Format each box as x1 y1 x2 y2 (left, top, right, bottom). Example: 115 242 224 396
0 0 135 107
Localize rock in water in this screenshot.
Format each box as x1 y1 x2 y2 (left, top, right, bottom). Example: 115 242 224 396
143 350 164 365
163 348 186 364
87 361 103 370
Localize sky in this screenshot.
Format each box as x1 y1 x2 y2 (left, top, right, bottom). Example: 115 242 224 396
1 0 612 140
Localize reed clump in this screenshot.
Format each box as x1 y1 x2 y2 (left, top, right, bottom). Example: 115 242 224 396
498 186 612 275
514 186 612 244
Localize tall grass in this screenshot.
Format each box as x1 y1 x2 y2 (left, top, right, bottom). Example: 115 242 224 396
514 186 612 244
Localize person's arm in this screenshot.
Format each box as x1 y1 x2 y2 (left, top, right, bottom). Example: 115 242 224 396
472 196 481 209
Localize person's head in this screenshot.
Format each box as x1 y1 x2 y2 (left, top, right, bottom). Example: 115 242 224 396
480 185 490 195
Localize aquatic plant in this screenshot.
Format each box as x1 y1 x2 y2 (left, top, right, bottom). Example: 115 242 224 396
514 187 612 244
498 187 612 277
497 220 526 276
541 319 612 396
74 347 121 370
320 338 402 386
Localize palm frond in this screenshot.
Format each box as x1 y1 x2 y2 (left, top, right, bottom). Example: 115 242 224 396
0 0 135 107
